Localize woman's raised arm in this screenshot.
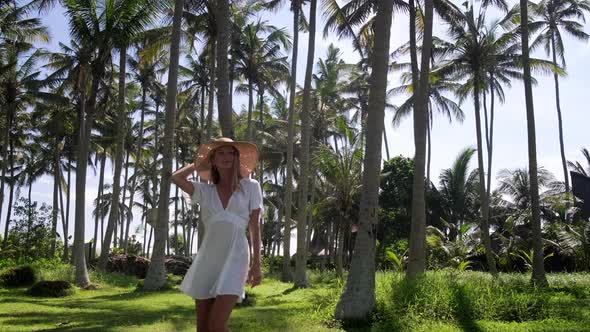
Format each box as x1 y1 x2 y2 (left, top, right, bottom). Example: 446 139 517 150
171 163 196 196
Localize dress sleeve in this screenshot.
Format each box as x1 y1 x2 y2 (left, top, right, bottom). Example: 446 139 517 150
183 181 203 205
248 179 264 214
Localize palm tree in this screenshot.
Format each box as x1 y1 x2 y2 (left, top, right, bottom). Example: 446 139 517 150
433 8 552 275
294 0 316 288
312 45 355 147
389 70 465 181
123 43 167 254
264 0 306 282
568 148 590 176
233 20 291 141
215 0 232 138
40 41 85 262
1 48 44 249
437 148 479 241
314 132 363 278
334 0 393 320
406 0 436 278
520 0 548 286
497 167 557 213
144 0 184 290
0 2 48 227
98 0 160 271
529 0 590 196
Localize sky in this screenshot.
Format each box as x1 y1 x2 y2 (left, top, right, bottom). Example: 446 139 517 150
1 1 588 255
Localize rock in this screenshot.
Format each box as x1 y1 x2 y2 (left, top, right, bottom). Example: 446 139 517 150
165 256 191 276
103 254 150 279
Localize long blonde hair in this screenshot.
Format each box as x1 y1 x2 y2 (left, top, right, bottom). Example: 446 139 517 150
210 146 243 192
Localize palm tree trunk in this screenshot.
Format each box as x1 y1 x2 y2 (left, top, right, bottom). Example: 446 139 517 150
93 153 106 259
174 157 179 255
144 0 183 290
282 0 301 283
51 140 60 257
427 120 432 182
294 0 316 288
486 80 495 212
408 0 420 91
247 80 254 140
58 172 68 263
473 82 498 275
383 127 390 161
328 222 338 264
0 110 9 243
206 39 216 140
306 174 316 254
335 219 344 278
520 0 547 286
181 199 186 255
335 0 393 320
64 157 72 262
407 0 433 278
27 180 33 257
3 136 15 249
142 198 147 256
74 67 95 287
551 33 570 212
98 46 128 271
120 151 130 247
215 0 232 138
200 87 205 143
257 84 264 184
124 86 147 254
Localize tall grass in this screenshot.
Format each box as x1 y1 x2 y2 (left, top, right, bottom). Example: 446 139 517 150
372 269 590 330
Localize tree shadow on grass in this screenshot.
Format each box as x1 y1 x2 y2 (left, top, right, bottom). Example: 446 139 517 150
0 290 195 331
1 287 304 331
450 281 482 332
282 286 298 295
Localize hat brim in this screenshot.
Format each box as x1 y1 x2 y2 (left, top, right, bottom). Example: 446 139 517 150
194 141 259 181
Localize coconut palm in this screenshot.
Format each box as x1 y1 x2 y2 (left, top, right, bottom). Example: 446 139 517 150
1 48 43 249
264 0 308 282
293 0 317 288
314 131 363 278
143 0 184 290
568 148 590 176
334 0 393 320
434 8 555 275
519 0 548 286
407 0 436 278
436 148 479 241
233 19 291 141
389 69 465 181
529 0 590 195
97 0 160 271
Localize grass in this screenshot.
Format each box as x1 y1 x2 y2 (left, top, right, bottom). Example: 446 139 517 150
0 264 589 331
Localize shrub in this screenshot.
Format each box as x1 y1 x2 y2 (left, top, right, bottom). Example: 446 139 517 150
0 265 37 287
28 280 75 297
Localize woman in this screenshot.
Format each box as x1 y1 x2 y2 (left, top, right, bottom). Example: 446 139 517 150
172 137 263 332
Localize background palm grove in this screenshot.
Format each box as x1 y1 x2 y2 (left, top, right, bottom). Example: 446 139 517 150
1 0 590 331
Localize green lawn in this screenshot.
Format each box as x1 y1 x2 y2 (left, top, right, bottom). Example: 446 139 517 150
1 267 589 331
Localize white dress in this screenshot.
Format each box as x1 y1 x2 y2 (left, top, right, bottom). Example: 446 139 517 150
179 177 263 303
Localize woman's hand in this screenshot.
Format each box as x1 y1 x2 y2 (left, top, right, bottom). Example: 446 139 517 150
171 164 196 196
247 263 262 287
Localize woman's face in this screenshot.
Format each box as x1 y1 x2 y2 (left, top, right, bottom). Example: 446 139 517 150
212 146 237 170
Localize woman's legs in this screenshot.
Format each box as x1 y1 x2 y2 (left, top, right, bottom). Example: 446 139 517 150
208 295 239 332
196 298 215 332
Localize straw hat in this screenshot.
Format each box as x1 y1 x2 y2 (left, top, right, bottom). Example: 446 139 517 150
194 137 259 182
